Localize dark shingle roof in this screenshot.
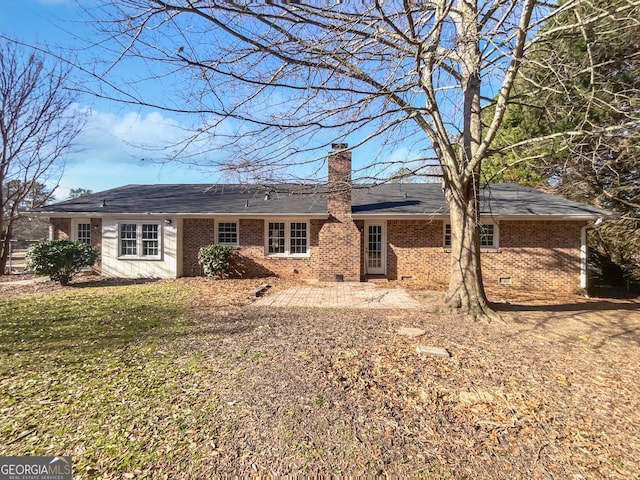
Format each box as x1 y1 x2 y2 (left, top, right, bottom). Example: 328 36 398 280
33 182 611 219
35 184 328 215
352 183 612 218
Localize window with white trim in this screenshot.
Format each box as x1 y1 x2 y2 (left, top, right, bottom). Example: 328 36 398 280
444 223 452 248
480 224 496 248
289 222 308 254
75 222 91 245
118 222 161 258
216 221 238 246
444 223 498 248
267 220 309 256
142 224 159 256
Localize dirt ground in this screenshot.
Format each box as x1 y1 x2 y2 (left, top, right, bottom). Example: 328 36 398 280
2 275 639 478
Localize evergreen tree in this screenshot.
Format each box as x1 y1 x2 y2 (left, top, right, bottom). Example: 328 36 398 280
485 0 640 287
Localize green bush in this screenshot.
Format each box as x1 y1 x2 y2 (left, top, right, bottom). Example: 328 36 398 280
197 244 233 278
26 239 99 285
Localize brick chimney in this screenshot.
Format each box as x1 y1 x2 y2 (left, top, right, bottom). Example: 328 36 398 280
327 143 352 217
317 143 361 281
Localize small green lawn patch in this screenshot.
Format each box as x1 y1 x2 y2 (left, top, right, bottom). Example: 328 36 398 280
0 282 222 478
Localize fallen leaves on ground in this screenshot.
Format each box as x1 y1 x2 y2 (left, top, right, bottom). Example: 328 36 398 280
1 277 638 478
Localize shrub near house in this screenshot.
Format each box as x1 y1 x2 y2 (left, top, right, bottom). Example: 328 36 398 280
27 240 99 285
198 244 232 278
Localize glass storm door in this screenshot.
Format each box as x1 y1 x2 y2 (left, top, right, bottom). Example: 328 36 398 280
365 222 386 275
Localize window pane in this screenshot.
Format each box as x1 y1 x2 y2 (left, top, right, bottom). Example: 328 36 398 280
480 224 495 247
142 223 158 239
142 224 159 256
290 222 307 254
218 222 238 245
268 222 285 254
444 224 451 247
120 224 137 256
77 223 91 245
367 225 382 268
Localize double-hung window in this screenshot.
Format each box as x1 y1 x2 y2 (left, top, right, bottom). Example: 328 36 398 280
141 224 160 256
480 224 496 248
444 224 452 248
217 221 239 246
267 220 309 256
75 222 91 245
118 222 161 258
444 222 498 248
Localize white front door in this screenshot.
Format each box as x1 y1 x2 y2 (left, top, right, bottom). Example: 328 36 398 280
365 221 386 275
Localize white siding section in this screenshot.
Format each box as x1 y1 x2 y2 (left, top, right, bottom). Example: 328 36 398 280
101 217 179 278
176 218 184 277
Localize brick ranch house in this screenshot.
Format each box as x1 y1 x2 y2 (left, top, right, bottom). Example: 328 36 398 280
32 144 611 293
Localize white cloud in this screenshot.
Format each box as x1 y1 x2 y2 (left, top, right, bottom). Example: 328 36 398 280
54 106 226 197
109 111 182 149
71 107 188 165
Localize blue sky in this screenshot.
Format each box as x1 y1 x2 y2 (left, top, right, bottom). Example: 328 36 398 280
0 0 226 199
1 1 447 200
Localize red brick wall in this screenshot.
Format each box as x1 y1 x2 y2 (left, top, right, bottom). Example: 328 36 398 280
50 217 102 250
387 219 585 292
50 218 71 240
316 218 361 281
181 218 321 279
89 218 102 252
182 219 216 276
482 220 584 292
387 219 449 287
89 218 103 272
230 219 318 279
52 215 585 292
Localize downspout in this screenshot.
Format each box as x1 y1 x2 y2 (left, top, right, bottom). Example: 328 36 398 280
581 217 604 293
580 225 588 290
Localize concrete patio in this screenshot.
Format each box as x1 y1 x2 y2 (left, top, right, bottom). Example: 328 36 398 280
252 282 422 309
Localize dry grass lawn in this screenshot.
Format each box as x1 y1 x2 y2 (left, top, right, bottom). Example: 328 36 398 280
1 276 638 479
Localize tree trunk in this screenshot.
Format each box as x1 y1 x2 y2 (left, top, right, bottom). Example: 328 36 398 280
444 182 499 322
0 223 12 276
439 0 500 322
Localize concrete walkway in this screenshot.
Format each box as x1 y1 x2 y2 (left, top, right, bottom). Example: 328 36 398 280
0 276 48 286
253 282 422 309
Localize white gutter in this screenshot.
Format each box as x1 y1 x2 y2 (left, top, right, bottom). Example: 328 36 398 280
31 212 330 219
350 213 608 221
580 225 588 290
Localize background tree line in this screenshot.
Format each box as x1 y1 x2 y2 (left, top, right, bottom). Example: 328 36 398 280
484 0 639 290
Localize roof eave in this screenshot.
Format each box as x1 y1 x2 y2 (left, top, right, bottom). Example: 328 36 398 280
36 211 330 218
351 213 612 221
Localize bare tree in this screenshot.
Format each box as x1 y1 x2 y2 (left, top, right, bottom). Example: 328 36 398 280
84 0 635 319
0 41 84 274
